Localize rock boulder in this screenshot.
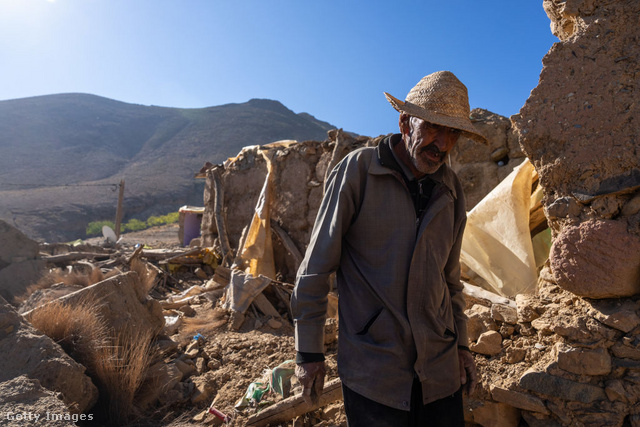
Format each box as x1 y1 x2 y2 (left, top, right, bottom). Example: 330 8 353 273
550 219 640 298
0 220 45 303
0 296 97 413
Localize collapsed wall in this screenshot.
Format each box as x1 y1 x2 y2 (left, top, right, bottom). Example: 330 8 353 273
201 112 521 282
512 0 640 299
202 13 640 419
469 0 640 425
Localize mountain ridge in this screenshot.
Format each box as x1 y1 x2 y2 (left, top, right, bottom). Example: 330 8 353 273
0 93 342 241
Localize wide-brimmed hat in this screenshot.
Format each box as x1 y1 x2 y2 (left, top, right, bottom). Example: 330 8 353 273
384 71 488 144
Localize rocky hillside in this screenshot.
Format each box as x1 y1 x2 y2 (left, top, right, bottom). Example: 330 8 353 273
0 94 337 242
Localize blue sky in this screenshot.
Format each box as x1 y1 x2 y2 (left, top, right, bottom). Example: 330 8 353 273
0 0 557 137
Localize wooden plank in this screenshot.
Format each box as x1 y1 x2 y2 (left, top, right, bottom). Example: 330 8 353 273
114 179 125 238
246 378 343 426
253 292 281 319
211 166 233 266
43 252 112 263
270 220 303 269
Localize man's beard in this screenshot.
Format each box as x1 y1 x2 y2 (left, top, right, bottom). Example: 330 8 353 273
411 143 446 175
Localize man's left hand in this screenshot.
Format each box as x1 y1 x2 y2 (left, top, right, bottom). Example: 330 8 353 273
458 348 477 396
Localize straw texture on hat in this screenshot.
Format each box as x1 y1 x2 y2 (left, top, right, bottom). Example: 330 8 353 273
384 71 487 144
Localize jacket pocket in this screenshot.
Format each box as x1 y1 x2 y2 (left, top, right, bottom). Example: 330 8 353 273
356 308 383 336
435 273 456 340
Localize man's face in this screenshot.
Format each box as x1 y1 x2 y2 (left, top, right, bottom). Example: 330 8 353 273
402 115 461 175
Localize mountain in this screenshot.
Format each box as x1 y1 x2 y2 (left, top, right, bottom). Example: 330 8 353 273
0 94 338 242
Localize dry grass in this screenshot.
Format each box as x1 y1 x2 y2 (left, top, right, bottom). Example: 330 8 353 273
177 307 228 345
25 297 108 362
92 327 154 424
26 297 154 424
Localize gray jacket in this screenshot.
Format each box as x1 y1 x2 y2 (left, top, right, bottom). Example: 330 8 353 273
291 136 469 409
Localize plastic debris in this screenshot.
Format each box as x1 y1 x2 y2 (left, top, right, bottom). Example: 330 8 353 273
208 404 231 423
233 360 296 410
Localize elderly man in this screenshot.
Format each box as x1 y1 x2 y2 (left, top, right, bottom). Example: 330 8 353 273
291 71 486 426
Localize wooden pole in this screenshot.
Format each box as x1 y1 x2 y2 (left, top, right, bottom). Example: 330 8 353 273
211 167 232 265
115 179 125 238
270 220 303 271
323 129 350 194
246 378 343 426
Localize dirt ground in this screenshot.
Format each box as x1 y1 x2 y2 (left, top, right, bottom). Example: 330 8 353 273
85 223 183 248
99 224 345 426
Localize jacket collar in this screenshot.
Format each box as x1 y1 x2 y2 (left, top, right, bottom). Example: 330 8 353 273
371 134 458 199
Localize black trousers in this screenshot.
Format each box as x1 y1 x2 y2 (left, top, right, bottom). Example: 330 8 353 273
342 378 464 427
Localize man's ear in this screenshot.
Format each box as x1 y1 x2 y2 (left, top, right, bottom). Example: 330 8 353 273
399 113 410 136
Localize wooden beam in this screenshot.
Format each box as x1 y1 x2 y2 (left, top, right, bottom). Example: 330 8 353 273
270 220 303 270
253 292 281 319
114 179 125 239
323 129 351 193
246 378 343 426
43 252 112 264
211 167 233 266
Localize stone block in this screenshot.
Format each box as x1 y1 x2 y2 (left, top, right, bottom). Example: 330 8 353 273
0 375 74 426
518 369 606 403
0 220 39 265
0 296 97 413
490 385 549 414
604 379 628 403
491 304 518 325
470 330 502 356
550 220 640 298
0 259 46 304
466 399 521 427
588 300 640 333
611 340 640 360
466 304 498 343
521 411 562 427
137 361 184 410
555 343 612 376
515 294 540 323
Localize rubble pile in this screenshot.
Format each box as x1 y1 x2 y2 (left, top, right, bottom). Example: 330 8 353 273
2 3 639 425
0 296 98 416
463 0 640 425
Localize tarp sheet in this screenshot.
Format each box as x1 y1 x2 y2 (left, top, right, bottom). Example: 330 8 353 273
234 149 277 280
460 159 550 297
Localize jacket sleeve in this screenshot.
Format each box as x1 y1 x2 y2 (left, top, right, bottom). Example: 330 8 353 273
290 154 360 354
444 188 469 348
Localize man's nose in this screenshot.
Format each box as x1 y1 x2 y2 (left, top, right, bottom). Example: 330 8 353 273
433 129 449 151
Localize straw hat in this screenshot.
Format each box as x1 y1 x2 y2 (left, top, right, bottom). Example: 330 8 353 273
384 71 487 144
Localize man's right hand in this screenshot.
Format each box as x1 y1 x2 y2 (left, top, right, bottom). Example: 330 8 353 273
295 361 326 405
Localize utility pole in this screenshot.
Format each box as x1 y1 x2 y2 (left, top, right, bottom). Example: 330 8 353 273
115 179 125 239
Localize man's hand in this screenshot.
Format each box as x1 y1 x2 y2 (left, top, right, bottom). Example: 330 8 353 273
295 361 326 405
458 348 477 396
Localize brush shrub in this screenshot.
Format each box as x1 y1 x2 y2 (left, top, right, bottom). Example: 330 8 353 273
26 295 154 424
86 211 179 237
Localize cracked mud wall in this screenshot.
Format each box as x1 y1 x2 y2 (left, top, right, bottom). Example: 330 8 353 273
512 0 640 298
463 1 640 426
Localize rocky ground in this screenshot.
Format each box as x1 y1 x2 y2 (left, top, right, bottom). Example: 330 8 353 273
35 224 346 427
